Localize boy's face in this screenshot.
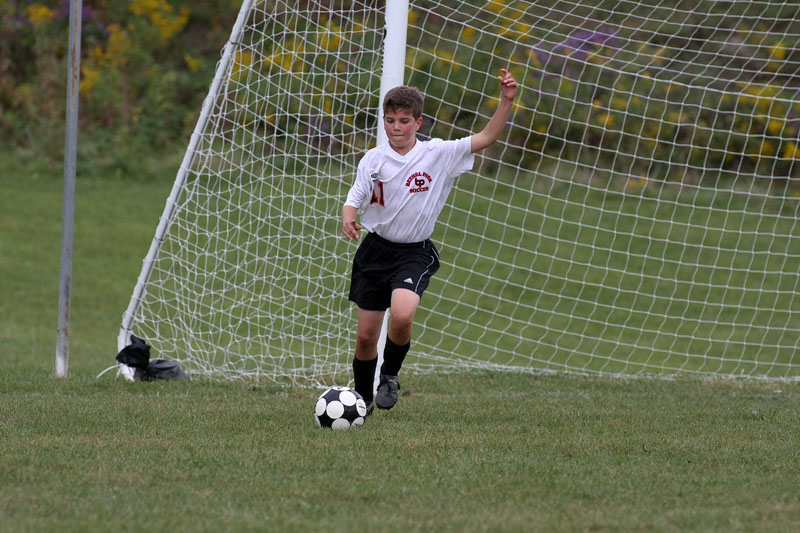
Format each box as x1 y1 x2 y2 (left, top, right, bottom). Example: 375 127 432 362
383 108 423 155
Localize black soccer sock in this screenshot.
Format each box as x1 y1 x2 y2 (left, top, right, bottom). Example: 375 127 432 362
352 357 378 401
380 336 410 376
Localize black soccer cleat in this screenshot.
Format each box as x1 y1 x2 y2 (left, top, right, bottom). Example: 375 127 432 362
375 374 400 410
364 399 374 417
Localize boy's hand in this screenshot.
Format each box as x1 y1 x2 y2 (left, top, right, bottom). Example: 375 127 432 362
498 68 518 101
342 205 363 240
342 220 363 240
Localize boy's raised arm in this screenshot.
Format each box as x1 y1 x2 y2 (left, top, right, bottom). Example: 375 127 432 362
470 69 518 153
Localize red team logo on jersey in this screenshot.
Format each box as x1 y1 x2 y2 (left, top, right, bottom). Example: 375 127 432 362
406 171 431 194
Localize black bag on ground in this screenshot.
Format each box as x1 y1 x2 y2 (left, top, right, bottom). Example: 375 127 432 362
116 335 188 381
134 358 188 382
115 334 151 369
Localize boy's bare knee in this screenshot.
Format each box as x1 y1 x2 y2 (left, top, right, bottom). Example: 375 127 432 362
388 317 414 344
355 328 380 358
356 330 377 348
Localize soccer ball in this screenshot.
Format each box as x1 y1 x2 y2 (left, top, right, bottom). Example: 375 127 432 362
314 386 367 430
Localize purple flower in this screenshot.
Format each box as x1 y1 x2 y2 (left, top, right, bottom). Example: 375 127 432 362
557 28 619 61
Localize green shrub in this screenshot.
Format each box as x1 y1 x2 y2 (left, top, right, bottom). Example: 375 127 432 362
0 0 238 161
3 0 799 185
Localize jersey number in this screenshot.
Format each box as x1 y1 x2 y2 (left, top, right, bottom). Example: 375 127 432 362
370 182 385 207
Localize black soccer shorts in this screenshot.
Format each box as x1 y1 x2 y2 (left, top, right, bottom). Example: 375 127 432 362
348 232 441 311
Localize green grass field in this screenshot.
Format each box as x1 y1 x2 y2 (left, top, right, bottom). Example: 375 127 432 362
2 150 800 531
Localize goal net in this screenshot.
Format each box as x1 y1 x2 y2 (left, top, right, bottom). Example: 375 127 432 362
119 0 800 383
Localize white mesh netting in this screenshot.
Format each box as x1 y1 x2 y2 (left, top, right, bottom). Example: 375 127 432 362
121 0 800 383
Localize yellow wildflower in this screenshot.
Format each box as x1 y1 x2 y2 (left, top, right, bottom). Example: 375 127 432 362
236 50 254 68
282 52 294 71
27 4 55 26
184 54 200 72
760 140 776 157
80 65 100 97
462 27 476 45
782 141 798 159
129 0 189 42
485 0 506 14
767 119 783 135
611 98 627 110
129 0 159 17
770 42 786 61
596 113 614 128
515 23 531 36
105 24 131 69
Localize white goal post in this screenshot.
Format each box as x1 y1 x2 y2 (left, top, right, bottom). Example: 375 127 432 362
118 0 800 383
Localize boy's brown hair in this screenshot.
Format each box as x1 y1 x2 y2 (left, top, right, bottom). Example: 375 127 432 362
382 86 424 119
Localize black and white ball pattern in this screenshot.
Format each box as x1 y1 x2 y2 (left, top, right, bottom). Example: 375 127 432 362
314 386 367 430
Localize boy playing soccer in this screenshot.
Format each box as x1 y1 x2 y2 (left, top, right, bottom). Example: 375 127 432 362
342 69 518 414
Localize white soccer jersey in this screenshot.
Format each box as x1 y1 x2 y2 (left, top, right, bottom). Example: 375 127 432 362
344 137 474 243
